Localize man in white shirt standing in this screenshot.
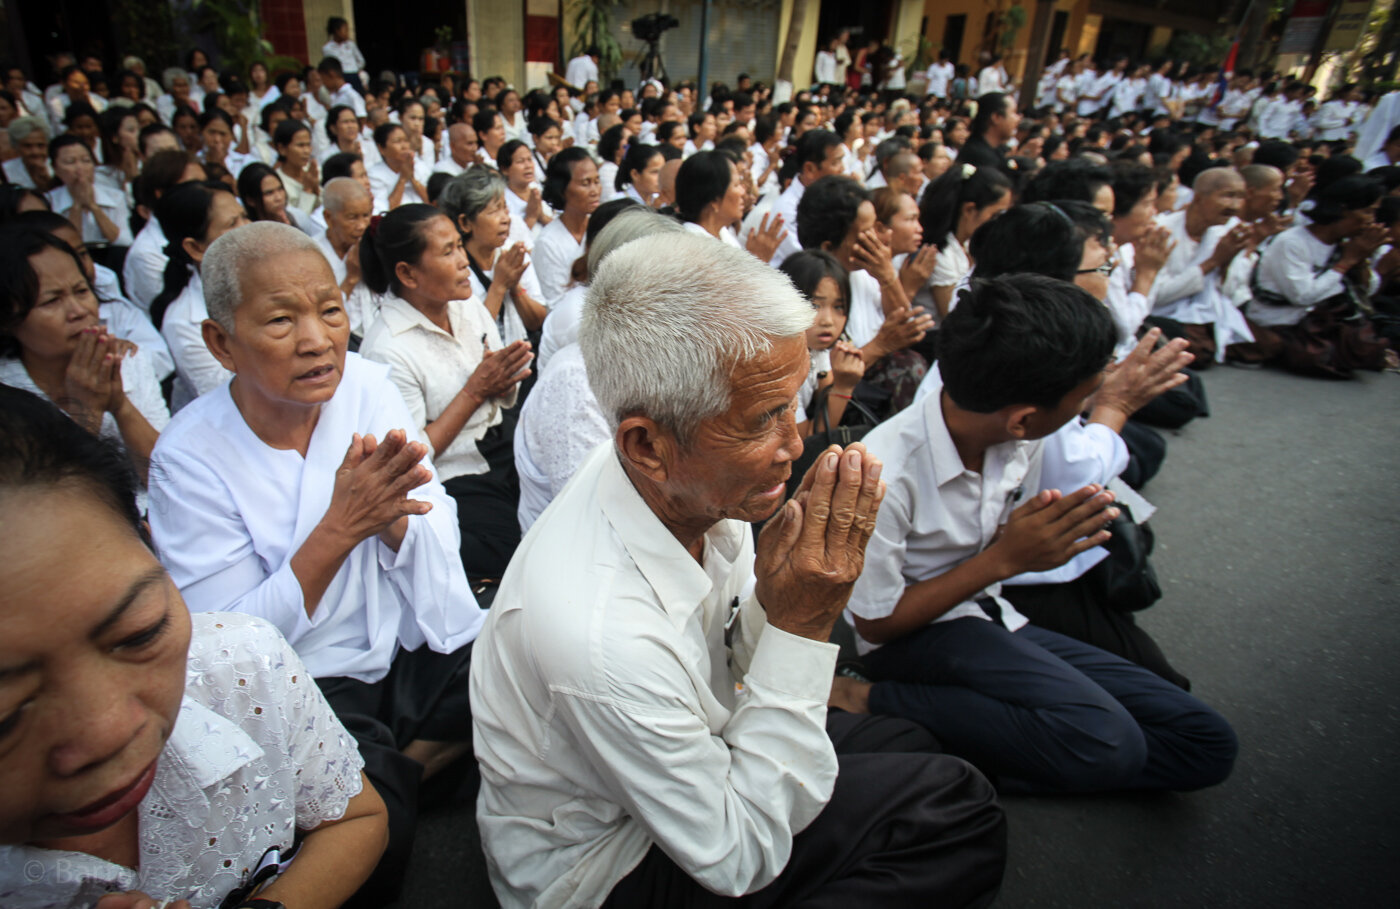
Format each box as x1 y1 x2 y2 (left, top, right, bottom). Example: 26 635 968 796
925 49 955 101
564 46 600 89
471 232 1007 909
1258 81 1306 139
148 222 486 903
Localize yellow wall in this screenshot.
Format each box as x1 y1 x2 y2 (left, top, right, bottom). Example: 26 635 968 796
469 0 527 87
301 0 355 65
775 0 822 89
921 0 1090 80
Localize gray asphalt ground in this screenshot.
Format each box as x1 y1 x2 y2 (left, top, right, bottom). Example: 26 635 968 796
395 364 1400 908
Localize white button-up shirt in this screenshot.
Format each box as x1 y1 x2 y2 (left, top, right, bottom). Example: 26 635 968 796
159 269 232 412
0 613 363 909
472 445 840 908
359 294 515 481
1151 209 1254 359
47 183 132 247
122 217 168 313
148 353 485 683
531 217 585 305
1251 224 1375 326
767 177 807 269
848 376 1037 653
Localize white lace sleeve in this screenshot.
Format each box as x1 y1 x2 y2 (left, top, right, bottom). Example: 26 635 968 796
188 615 365 831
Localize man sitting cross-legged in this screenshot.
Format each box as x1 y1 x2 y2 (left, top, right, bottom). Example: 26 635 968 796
844 273 1239 795
470 231 1008 908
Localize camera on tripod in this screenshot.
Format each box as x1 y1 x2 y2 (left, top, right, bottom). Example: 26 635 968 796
631 12 680 44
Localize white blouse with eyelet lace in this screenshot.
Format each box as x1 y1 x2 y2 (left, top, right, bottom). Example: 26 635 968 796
0 613 364 909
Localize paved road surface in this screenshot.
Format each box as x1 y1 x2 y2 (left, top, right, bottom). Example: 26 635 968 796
396 365 1400 908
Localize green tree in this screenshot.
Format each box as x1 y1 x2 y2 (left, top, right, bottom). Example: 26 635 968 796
567 0 624 82
192 0 303 77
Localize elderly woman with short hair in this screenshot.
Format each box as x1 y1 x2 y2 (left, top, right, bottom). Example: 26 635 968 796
471 230 1007 909
147 220 486 904
438 167 547 345
4 117 54 189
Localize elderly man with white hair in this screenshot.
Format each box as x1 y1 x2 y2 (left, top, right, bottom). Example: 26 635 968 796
316 175 379 335
472 231 1007 908
148 221 485 903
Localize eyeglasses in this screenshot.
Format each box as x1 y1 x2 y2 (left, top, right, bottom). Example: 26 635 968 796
1076 261 1116 277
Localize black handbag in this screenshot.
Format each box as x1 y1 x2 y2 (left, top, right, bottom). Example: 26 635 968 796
785 384 880 500
1087 503 1162 613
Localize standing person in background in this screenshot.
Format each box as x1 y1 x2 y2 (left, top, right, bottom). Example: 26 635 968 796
564 46 599 90
323 16 369 93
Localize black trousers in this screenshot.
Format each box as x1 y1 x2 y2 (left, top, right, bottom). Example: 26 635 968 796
602 712 1007 908
1132 368 1209 430
317 642 475 906
1001 570 1190 690
443 421 521 583
1119 419 1166 489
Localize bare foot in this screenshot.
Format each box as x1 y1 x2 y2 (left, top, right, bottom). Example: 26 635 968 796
828 675 872 713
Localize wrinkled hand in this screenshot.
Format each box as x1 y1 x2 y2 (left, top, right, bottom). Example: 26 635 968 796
988 484 1118 576
1212 223 1252 265
95 892 192 909
851 228 897 285
465 339 533 400
754 444 886 640
829 341 866 389
302 158 321 194
901 244 939 288
63 327 125 429
1094 328 1192 418
1133 225 1174 274
491 242 529 291
1253 212 1290 243
322 429 434 548
745 212 788 263
871 305 934 354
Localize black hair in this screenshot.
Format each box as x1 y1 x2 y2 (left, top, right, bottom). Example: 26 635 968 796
1178 152 1225 190
779 128 843 185
1308 175 1383 227
47 133 91 165
325 104 355 141
372 121 403 149
528 114 560 138
496 138 529 173
1376 195 1400 227
0 185 51 221
359 203 450 296
471 108 500 137
657 121 685 146
938 273 1115 413
425 171 453 205
321 151 362 184
970 200 1110 283
616 142 662 191
137 122 175 155
675 150 734 223
317 56 345 78
795 175 869 251
237 162 284 220
1021 158 1114 205
779 249 851 317
258 97 293 134
272 117 310 159
1252 139 1299 172
918 163 1012 252
598 123 627 164
1309 154 1363 200
133 149 194 210
62 101 98 131
541 146 593 211
1368 165 1400 194
0 226 96 357
198 108 235 133
1109 161 1156 217
150 181 237 329
970 92 1010 136
0 384 142 533
656 144 682 163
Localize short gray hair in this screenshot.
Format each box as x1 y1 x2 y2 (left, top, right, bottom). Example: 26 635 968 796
203 221 324 331
438 167 505 231
7 117 46 145
162 67 188 92
585 207 683 278
581 231 813 444
322 176 370 215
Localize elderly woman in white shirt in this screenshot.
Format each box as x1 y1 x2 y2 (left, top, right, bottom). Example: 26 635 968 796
0 386 389 909
147 221 486 903
367 121 429 211
531 146 600 304
358 203 535 582
438 167 548 345
45 134 132 248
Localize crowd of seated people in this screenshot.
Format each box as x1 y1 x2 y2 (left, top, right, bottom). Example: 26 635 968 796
2 26 1399 908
